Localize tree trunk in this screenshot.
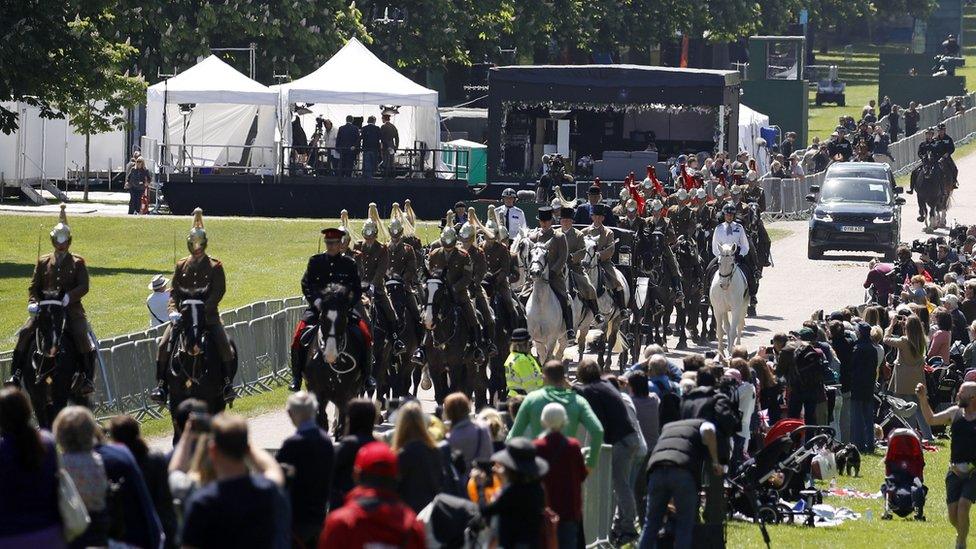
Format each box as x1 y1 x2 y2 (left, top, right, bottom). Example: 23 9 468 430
83 131 90 202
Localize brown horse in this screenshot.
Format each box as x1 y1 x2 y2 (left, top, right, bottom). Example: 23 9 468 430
420 276 486 408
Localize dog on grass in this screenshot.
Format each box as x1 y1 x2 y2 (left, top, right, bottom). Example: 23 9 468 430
833 443 861 477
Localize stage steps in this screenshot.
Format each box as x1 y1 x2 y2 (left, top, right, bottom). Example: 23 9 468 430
40 181 69 202
19 179 46 205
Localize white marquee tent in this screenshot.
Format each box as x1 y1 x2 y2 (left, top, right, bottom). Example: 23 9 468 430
145 55 279 172
281 37 439 152
739 103 772 174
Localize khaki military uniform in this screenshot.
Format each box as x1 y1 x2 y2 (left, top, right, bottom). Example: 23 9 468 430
617 213 646 236
483 239 517 329
465 243 496 339
669 204 696 239
354 240 399 328
646 214 676 246
562 226 598 301
522 226 574 332
157 255 234 364
581 225 622 292
15 252 93 355
388 237 422 328
427 245 479 332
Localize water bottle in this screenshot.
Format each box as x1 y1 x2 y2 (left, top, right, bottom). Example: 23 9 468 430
865 509 874 521
829 478 837 490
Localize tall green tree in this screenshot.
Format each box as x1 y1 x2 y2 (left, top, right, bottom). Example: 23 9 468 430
0 0 136 134
59 14 146 201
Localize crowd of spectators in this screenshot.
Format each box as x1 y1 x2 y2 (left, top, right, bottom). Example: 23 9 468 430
8 229 976 547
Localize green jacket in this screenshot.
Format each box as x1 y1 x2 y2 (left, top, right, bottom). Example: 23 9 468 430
504 352 543 397
507 385 605 467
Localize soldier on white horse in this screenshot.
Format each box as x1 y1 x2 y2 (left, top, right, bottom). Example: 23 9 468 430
709 203 750 356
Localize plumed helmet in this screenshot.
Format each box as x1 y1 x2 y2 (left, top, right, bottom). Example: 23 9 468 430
714 184 727 196
695 188 708 200
619 187 630 201
389 217 404 237
550 197 562 210
339 209 359 246
50 204 72 247
403 199 418 226
441 226 458 247
365 202 388 241
187 208 207 253
650 199 664 212
491 206 509 241
676 188 689 201
730 184 742 195
641 176 653 189
459 222 476 241
625 199 638 212
363 218 378 238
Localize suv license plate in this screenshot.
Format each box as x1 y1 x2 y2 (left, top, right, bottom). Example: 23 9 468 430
840 226 865 233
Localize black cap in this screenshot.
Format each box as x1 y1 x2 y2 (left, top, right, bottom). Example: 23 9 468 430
587 185 602 195
537 206 554 221
454 201 466 209
560 207 575 219
511 328 530 342
592 203 609 217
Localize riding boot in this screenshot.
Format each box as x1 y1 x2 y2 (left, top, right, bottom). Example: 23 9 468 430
4 349 25 387
612 289 627 311
289 346 306 392
390 316 407 353
220 360 236 403
70 352 96 397
149 357 169 404
362 348 376 391
562 307 576 341
587 298 605 324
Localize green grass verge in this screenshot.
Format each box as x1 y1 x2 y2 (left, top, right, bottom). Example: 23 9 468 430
728 440 955 547
0 215 440 350
136 385 292 440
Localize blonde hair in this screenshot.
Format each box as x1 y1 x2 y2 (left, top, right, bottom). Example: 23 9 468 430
477 408 507 442
391 401 435 451
53 406 97 453
870 325 884 345
905 315 928 358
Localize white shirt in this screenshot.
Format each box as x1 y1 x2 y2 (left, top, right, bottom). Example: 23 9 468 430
147 290 171 327
496 205 527 236
712 221 750 258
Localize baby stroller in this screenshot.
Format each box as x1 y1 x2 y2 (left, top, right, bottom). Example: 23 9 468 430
875 385 919 437
417 493 491 548
728 421 835 526
881 429 928 520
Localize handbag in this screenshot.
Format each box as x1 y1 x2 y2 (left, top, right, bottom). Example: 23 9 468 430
58 468 91 541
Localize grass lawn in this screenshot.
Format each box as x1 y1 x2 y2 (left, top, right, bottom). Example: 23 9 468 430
138 385 291 440
0 214 440 350
728 439 956 547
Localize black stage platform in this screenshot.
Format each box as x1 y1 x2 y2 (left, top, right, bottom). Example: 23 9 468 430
163 174 477 218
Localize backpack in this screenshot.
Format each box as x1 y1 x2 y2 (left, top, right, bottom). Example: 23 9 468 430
794 343 827 393
653 378 682 428
437 442 467 498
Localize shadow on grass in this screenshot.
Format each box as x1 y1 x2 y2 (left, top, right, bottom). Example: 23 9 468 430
0 262 160 280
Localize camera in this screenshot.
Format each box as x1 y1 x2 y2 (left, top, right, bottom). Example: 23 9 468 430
189 411 212 433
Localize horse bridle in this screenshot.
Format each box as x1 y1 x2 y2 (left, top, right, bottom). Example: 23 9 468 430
34 299 66 378
529 243 550 283
319 308 356 374
173 298 206 382
718 250 739 289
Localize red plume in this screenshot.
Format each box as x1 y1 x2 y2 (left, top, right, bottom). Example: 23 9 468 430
646 165 664 197
626 174 646 216
681 165 696 190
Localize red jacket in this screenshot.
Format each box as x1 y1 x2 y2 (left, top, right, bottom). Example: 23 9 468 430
319 485 426 549
534 432 588 522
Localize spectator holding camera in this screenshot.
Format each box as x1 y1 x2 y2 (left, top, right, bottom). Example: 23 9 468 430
885 313 934 440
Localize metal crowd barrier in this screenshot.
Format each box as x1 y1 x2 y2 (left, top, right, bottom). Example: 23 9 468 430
582 444 615 547
757 91 976 220
0 297 306 422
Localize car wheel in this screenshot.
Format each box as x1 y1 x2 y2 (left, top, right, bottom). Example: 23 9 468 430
808 244 823 260
839 98 846 107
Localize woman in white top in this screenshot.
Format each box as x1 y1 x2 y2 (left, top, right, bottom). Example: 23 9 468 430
728 358 757 471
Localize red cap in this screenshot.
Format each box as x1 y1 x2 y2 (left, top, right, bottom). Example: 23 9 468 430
354 442 398 478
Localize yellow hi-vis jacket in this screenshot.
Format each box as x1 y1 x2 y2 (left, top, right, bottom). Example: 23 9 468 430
504 351 543 397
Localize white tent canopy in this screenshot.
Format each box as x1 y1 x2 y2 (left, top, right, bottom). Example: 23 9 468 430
145 55 279 172
281 37 439 152
738 103 771 174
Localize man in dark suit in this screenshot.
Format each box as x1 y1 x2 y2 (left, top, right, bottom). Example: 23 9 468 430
360 115 382 179
574 185 617 227
335 115 360 177
276 391 336 548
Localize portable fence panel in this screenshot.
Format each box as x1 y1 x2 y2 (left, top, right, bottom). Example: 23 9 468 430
221 310 239 326
582 444 615 546
249 315 275 380
252 301 269 319
109 343 140 412
94 347 117 414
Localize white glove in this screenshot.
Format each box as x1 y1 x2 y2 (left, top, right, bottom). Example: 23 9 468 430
27 303 39 315
62 294 70 307
168 312 182 323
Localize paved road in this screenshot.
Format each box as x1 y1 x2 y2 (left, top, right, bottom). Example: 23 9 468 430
150 150 976 450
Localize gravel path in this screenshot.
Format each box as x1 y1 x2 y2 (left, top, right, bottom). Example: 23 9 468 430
150 151 976 451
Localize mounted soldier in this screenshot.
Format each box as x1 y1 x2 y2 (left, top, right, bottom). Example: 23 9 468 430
707 203 757 312
522 206 575 339
483 206 519 333
645 199 676 245
909 127 938 195
740 177 772 269
387 206 423 342
354 204 406 356
460 208 499 356
7 205 96 396
559 206 604 324
582 204 627 310
426 223 482 348
289 227 365 392
152 208 236 404
617 198 646 235
668 188 696 239
401 199 426 274
934 122 958 187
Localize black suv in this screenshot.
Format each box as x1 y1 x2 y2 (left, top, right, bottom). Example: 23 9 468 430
806 176 906 260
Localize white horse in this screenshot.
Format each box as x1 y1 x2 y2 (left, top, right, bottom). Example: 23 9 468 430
525 241 566 364
509 227 532 294
709 243 749 357
573 234 630 367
